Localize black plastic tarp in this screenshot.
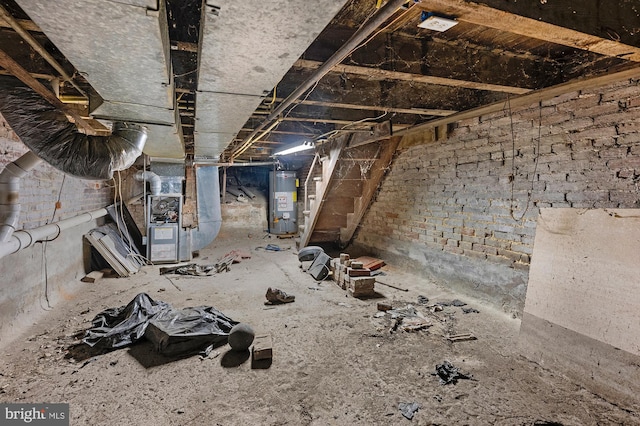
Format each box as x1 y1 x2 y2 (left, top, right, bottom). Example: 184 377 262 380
83 293 238 356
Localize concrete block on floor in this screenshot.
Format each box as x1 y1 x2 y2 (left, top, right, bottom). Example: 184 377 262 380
348 276 376 298
252 334 273 369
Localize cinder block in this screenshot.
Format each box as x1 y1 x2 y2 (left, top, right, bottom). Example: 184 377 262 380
348 277 375 298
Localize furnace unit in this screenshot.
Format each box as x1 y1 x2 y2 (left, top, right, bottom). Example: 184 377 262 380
146 176 183 263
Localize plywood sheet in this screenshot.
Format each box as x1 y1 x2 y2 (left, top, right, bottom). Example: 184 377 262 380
523 208 640 356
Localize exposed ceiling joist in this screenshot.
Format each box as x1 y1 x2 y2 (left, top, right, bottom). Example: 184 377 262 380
0 16 40 32
294 59 531 94
417 0 640 62
398 64 640 140
264 97 456 116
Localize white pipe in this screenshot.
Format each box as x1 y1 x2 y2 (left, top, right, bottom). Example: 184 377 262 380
135 170 161 196
0 207 108 259
0 151 42 242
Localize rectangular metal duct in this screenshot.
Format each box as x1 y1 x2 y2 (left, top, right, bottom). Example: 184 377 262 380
195 0 349 159
17 0 184 159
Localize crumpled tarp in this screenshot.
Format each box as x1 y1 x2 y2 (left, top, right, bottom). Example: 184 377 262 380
83 293 238 356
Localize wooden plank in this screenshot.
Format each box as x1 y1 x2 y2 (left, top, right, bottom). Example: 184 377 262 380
354 256 386 271
294 59 531 94
81 270 104 283
348 121 391 149
270 97 456 117
397 64 640 142
524 208 640 356
0 48 99 135
520 208 640 408
300 136 347 247
0 17 41 32
417 0 640 63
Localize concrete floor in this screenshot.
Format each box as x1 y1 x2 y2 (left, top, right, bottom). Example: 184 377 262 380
0 225 638 425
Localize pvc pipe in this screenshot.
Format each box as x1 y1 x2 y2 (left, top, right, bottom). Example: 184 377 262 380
0 207 108 259
135 170 161 196
0 151 42 242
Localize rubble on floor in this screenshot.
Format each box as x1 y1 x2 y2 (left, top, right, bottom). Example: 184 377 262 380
432 361 474 385
159 249 251 276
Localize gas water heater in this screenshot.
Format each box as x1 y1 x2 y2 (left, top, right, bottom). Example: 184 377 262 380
269 171 298 235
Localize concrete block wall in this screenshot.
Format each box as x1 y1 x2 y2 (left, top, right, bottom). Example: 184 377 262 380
0 115 113 342
353 78 640 313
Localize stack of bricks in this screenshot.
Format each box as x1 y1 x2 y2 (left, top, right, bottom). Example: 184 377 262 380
330 253 376 297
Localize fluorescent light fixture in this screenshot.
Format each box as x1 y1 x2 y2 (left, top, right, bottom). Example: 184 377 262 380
418 15 458 32
273 140 315 156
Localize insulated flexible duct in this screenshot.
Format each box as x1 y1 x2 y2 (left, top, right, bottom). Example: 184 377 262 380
0 76 147 180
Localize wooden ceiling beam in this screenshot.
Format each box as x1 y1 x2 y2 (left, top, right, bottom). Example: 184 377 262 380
262 97 456 117
416 0 640 63
0 17 41 32
294 59 530 94
397 64 640 140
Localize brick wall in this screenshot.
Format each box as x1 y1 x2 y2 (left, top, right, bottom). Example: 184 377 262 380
0 114 115 342
353 78 640 313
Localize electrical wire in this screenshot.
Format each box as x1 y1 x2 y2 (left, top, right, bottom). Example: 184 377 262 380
266 86 277 106
508 97 542 222
41 174 66 310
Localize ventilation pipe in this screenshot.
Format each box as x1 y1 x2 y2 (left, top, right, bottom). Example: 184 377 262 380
0 151 42 242
135 171 162 196
0 77 147 180
191 165 222 251
0 207 107 260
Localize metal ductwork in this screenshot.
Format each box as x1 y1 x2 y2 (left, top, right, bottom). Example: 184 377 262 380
0 77 147 180
195 0 349 158
16 0 183 159
0 151 42 242
191 165 222 251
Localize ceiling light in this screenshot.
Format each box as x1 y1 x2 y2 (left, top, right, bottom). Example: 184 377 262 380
273 140 315 156
418 15 458 32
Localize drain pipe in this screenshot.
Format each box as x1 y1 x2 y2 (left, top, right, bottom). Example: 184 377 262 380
0 207 107 260
135 171 161 196
0 151 42 242
231 0 407 159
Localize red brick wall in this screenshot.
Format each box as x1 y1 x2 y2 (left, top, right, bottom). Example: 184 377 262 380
353 78 640 311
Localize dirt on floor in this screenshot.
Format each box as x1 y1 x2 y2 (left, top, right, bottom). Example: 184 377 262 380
0 226 638 426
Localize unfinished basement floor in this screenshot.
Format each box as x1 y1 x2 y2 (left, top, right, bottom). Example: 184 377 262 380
0 226 638 426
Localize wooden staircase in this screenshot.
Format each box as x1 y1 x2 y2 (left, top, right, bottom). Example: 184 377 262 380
299 134 401 248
